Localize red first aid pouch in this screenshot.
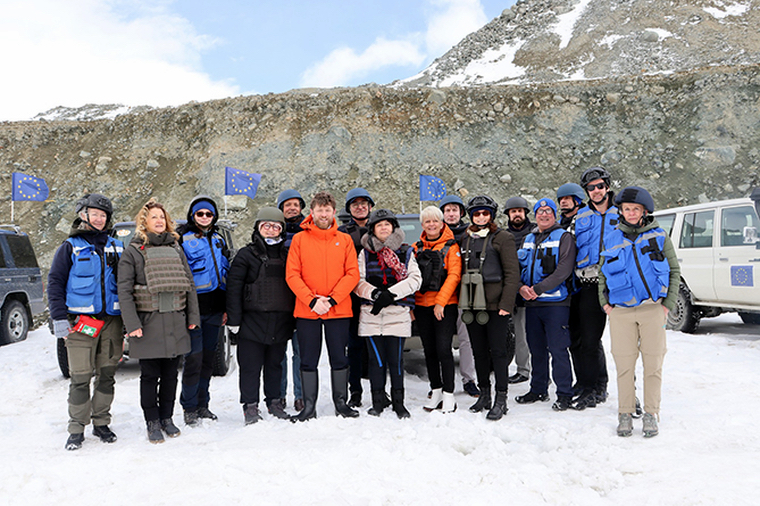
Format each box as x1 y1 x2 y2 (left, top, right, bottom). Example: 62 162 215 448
73 315 104 338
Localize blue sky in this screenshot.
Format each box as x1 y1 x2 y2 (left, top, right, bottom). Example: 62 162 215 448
0 0 515 121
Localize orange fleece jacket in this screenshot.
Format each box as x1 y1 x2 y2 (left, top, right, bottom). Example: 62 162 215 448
286 214 360 319
413 223 462 307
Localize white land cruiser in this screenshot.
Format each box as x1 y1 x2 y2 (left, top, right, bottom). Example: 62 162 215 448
653 188 760 332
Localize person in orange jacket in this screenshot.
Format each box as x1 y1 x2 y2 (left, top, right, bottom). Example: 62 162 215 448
413 205 462 413
286 191 361 422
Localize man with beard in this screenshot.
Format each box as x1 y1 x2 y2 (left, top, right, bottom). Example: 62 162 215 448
503 197 533 385
286 191 360 421
275 189 307 412
339 188 374 407
570 167 619 410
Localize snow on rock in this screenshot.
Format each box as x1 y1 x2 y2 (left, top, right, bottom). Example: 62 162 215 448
1 314 759 505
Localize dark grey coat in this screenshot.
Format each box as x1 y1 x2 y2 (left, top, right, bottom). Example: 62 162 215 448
117 232 200 360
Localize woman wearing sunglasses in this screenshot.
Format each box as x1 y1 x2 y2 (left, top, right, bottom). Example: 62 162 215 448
458 195 520 421
176 196 231 426
225 207 296 424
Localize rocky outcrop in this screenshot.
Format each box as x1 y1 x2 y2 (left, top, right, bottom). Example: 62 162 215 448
2 64 759 270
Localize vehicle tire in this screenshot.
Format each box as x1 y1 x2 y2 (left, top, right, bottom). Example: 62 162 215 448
739 312 760 325
57 337 71 378
0 300 30 345
212 326 231 376
667 284 700 333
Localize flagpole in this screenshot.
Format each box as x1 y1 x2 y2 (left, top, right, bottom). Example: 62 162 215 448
10 199 14 224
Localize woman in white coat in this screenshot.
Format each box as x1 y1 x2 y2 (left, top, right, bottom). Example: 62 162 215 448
354 209 422 418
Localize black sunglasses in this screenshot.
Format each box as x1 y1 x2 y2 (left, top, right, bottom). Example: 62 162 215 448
586 182 606 191
195 211 214 218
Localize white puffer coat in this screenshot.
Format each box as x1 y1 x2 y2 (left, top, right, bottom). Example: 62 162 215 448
354 228 422 338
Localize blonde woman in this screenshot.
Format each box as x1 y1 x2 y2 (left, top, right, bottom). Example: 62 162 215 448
117 199 200 443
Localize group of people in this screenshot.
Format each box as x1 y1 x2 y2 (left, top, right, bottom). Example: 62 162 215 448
48 164 679 450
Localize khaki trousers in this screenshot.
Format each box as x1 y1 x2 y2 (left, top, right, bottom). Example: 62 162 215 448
66 315 124 434
609 302 667 415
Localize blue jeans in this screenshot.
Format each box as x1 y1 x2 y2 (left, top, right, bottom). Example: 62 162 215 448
180 312 221 411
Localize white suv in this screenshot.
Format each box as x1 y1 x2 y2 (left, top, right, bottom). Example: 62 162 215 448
653 189 760 332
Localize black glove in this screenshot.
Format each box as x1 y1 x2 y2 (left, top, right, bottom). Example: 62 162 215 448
370 289 396 315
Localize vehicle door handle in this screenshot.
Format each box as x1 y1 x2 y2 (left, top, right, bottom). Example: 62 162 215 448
3 278 11 283
719 258 729 262
750 258 760 263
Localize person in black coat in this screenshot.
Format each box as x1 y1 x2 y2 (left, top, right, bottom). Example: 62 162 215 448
226 207 296 424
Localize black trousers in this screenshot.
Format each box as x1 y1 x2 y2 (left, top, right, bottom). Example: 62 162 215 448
569 284 609 392
139 357 181 422
366 336 405 391
467 311 515 393
414 304 457 393
237 339 288 406
297 318 350 372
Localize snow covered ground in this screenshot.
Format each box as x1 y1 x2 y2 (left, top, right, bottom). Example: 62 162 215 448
1 313 759 505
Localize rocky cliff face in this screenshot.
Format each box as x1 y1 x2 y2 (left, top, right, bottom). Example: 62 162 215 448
3 64 759 268
1 0 759 270
403 0 759 86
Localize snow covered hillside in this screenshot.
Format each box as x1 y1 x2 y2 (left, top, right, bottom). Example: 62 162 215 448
1 314 758 505
402 0 760 87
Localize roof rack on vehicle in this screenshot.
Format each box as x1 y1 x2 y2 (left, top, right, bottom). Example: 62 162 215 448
0 224 23 233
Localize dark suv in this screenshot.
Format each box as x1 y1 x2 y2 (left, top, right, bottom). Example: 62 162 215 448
55 219 237 377
0 225 45 345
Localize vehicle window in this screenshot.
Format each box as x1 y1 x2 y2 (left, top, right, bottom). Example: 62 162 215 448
5 235 39 268
0 239 6 267
113 226 135 247
721 206 759 247
656 214 676 237
680 210 714 249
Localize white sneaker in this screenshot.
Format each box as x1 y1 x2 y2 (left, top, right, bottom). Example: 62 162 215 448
441 391 457 413
424 388 443 411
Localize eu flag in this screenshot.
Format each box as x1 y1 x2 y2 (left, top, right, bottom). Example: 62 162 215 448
225 167 261 200
419 175 446 201
12 172 49 201
730 265 753 287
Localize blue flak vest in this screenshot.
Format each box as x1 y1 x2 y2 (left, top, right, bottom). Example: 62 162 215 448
575 204 619 269
66 235 123 315
518 228 570 302
182 231 229 294
362 245 416 308
601 227 671 307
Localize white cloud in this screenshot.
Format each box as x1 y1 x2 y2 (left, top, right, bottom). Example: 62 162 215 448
301 39 426 88
0 0 239 121
300 0 488 88
424 0 489 56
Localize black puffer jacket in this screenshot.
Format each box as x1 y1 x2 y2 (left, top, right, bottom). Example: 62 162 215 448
226 232 295 345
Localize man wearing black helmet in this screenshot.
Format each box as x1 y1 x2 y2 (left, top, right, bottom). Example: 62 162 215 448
48 193 124 450
570 167 618 410
439 195 479 398
339 188 375 407
503 196 533 385
276 189 306 412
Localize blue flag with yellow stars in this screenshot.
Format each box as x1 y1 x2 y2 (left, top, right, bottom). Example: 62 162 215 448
225 167 261 200
730 265 753 287
12 172 49 201
419 175 446 201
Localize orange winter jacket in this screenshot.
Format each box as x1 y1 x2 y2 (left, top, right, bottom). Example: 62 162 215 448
286 214 360 319
413 223 462 307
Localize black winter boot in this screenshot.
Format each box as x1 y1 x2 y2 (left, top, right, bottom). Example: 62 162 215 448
486 391 508 421
146 420 164 444
391 388 410 419
469 388 491 413
331 368 359 418
367 390 386 416
293 370 318 422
